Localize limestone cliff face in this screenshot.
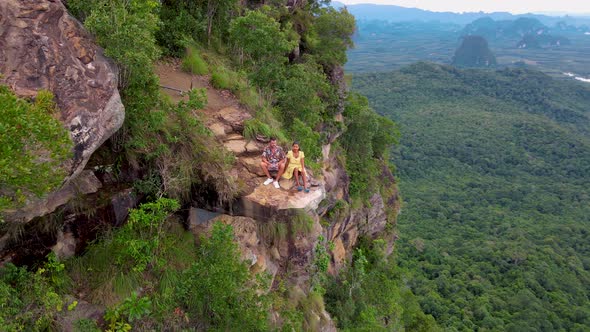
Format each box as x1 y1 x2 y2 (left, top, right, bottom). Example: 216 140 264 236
187 138 398 330
0 0 124 222
452 35 497 68
321 147 400 273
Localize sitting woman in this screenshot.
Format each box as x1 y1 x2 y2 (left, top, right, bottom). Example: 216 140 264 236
277 142 309 192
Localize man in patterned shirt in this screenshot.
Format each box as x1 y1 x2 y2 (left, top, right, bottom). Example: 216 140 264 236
260 137 286 189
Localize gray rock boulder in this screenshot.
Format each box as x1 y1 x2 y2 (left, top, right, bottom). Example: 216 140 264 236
0 0 124 222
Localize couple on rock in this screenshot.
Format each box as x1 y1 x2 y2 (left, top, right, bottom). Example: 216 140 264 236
260 138 310 193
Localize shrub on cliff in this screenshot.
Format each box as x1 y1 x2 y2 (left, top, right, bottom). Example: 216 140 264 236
229 10 295 90
308 7 356 69
276 61 334 129
326 241 440 331
342 93 400 199
156 6 205 56
0 254 70 330
0 87 72 213
82 0 161 90
177 222 269 331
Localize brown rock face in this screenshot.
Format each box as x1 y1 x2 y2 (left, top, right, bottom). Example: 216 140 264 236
322 147 400 273
7 170 103 224
0 0 124 222
327 65 346 116
189 210 322 295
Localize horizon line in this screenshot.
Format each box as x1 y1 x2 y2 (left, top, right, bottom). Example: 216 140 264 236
333 1 590 17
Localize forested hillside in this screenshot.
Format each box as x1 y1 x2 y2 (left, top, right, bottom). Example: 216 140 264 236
354 63 590 331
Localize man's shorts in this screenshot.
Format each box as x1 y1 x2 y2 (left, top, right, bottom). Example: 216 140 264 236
268 162 279 172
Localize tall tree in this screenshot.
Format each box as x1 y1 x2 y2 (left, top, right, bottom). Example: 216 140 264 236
309 7 355 69
202 0 238 44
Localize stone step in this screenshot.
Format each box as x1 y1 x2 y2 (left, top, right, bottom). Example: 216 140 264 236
225 133 244 141
208 122 228 138
240 156 265 177
245 140 262 154
223 139 247 155
223 137 263 157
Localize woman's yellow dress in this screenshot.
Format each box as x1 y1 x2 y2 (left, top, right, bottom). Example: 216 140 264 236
282 150 304 180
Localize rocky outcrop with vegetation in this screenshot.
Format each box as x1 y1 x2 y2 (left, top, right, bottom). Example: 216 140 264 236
0 1 413 331
462 17 547 40
516 33 571 48
0 0 124 223
452 35 497 67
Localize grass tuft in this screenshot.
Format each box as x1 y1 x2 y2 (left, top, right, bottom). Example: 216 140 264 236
181 46 209 75
258 220 288 246
291 210 315 236
210 65 237 90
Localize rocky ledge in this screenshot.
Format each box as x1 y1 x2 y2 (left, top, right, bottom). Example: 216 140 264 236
209 105 326 220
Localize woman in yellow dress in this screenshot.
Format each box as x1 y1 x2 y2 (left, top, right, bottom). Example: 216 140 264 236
280 142 309 192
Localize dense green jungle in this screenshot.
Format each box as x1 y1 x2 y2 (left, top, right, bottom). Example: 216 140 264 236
353 63 590 331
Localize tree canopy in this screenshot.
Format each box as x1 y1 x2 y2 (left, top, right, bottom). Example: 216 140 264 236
353 63 590 331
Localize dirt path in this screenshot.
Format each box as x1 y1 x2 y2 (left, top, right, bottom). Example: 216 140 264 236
155 60 262 189
155 61 240 117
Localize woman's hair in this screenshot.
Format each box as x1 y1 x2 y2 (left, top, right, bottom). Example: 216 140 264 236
292 141 300 146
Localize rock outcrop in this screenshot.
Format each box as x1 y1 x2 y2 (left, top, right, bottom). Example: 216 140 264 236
154 61 400 330
516 34 571 49
4 170 102 226
452 35 497 68
0 180 139 265
157 60 401 244
322 152 400 273
0 0 124 222
189 212 319 286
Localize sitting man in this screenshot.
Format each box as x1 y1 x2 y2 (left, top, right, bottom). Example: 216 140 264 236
260 137 286 189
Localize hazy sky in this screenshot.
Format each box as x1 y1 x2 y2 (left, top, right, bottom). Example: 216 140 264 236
337 0 590 14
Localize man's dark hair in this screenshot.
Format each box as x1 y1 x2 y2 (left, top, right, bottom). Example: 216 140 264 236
292 141 300 146
270 137 277 142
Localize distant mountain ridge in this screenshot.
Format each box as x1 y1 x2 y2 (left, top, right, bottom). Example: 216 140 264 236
331 1 590 26
462 17 547 39
517 34 571 49
461 17 571 48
